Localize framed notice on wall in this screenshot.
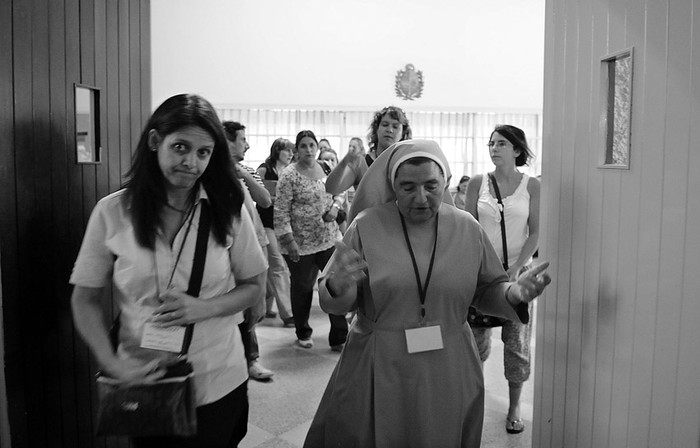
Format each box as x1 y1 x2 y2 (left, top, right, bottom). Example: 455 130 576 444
74 84 101 164
599 48 633 170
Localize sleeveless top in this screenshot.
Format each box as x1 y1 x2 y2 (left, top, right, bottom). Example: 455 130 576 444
476 173 530 268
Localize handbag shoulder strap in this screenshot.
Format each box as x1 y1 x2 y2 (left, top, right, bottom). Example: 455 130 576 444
180 200 211 356
488 173 509 270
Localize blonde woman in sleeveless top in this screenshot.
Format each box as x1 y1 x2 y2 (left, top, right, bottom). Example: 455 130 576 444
465 124 541 435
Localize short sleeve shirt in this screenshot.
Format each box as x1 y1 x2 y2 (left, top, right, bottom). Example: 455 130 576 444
70 187 268 405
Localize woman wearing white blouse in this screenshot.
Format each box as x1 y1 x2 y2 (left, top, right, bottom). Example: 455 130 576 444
70 94 267 447
465 124 541 435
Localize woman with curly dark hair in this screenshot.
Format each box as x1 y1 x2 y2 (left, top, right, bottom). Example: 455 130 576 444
325 105 412 196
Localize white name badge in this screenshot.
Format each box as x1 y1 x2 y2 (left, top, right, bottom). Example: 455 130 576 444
140 322 186 353
405 324 444 354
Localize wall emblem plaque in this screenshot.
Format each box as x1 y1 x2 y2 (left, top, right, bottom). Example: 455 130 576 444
395 63 423 101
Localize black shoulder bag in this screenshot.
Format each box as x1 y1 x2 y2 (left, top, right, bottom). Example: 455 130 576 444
468 174 509 328
95 202 211 437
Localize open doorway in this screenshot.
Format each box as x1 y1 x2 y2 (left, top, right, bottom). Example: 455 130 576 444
151 1 546 446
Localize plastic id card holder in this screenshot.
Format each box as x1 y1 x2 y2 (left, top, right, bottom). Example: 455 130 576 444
404 322 444 354
140 322 186 353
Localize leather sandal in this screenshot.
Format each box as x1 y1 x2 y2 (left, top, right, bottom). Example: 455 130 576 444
506 418 525 434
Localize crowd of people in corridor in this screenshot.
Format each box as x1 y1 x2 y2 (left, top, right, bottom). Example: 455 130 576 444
69 93 550 447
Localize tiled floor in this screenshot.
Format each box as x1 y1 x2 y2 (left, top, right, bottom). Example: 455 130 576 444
240 296 534 448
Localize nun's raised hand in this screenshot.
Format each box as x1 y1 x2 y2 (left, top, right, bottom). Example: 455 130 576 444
326 241 368 294
508 261 552 304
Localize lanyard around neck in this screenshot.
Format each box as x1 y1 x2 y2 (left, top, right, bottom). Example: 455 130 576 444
154 203 197 300
399 211 439 320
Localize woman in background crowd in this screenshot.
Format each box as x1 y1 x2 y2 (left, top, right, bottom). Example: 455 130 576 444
257 138 295 327
325 106 412 196
274 130 348 351
348 136 365 156
70 93 267 447
465 124 541 435
452 175 470 210
318 138 333 153
318 147 339 169
343 137 366 209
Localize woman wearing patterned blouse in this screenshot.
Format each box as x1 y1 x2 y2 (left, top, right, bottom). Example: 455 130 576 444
274 130 348 351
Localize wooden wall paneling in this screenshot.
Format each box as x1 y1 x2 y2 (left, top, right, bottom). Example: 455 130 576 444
535 0 567 445
0 0 15 444
129 0 142 159
118 0 132 182
106 0 122 193
0 0 20 445
589 3 624 447
571 3 605 447
563 1 593 446
590 160 623 439
140 0 151 127
625 1 667 446
11 1 39 445
576 8 607 446
606 1 639 446
64 0 95 444
590 179 621 446
50 2 80 445
31 0 60 444
672 7 700 444
80 0 97 215
94 0 110 202
550 1 580 446
533 0 561 445
13 2 56 446
650 0 693 445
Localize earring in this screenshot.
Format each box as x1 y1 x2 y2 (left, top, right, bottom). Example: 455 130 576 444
151 146 157 152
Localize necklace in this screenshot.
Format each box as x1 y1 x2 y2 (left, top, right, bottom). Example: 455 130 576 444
164 202 188 213
163 191 196 214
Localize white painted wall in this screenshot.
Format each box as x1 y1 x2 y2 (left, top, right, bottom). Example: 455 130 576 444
151 0 545 112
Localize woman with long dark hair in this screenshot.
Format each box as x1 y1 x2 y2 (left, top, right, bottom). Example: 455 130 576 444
70 93 267 446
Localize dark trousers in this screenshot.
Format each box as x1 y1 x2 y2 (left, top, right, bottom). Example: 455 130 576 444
284 246 348 346
132 381 249 448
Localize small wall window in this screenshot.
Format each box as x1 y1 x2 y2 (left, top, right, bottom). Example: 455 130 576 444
599 48 633 169
74 84 101 164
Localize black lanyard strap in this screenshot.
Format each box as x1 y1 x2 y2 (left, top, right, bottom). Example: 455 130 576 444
399 211 439 319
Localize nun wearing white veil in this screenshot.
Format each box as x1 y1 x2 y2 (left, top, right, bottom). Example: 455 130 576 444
303 140 550 448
